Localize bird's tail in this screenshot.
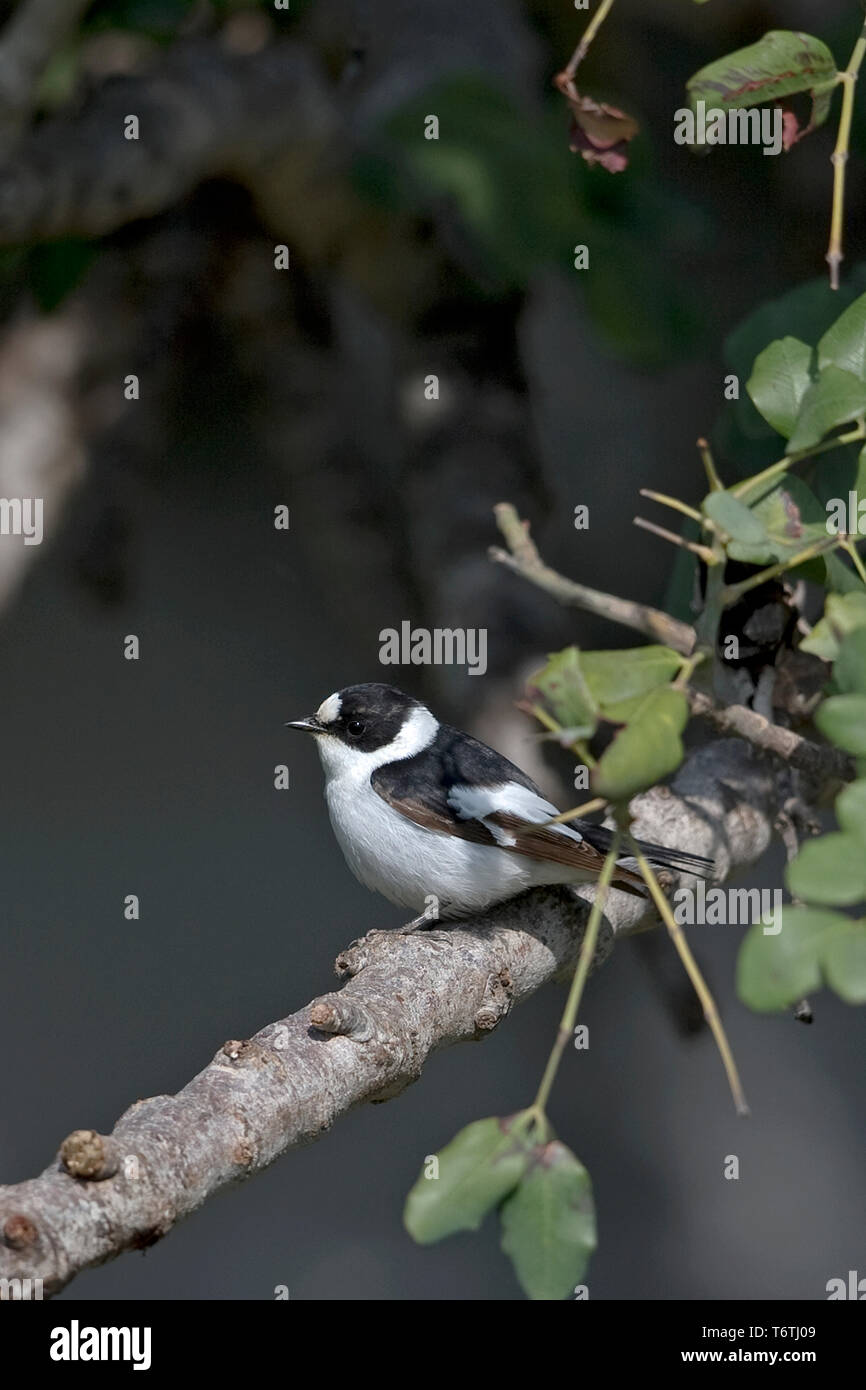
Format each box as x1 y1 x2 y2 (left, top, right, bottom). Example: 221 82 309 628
580 822 715 885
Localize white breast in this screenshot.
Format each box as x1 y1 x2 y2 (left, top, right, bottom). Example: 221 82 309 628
315 710 582 917
324 769 548 915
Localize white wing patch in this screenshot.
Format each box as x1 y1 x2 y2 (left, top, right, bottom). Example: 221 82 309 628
448 781 584 845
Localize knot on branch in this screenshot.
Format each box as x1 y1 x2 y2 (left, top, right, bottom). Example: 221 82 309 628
220 1038 273 1067
2 1212 38 1250
60 1130 120 1181
333 927 401 979
334 942 368 978
473 967 514 1033
310 993 377 1041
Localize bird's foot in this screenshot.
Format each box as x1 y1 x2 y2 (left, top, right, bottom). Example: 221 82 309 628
395 898 444 935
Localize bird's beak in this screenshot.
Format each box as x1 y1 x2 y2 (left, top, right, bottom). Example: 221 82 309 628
284 716 324 734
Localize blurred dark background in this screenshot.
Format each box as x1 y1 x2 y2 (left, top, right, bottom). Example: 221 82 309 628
0 0 864 1299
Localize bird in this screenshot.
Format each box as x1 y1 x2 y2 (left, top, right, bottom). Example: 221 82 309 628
287 682 713 931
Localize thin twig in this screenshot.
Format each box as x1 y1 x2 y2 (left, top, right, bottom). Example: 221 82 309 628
721 536 843 605
627 836 749 1116
559 0 617 87
527 700 597 767
730 423 866 501
827 17 866 289
639 488 704 524
843 537 866 586
633 515 716 564
545 797 608 826
687 688 853 793
531 837 620 1119
490 502 697 656
698 438 724 493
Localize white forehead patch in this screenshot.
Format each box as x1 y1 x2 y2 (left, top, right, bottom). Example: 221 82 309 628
316 692 342 725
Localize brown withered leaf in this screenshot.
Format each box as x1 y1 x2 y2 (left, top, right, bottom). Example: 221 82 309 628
781 107 802 151
779 96 829 151
555 72 639 173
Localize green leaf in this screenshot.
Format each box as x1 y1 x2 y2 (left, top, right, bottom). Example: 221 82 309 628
823 550 866 596
593 686 688 802
801 591 866 660
747 336 813 438
687 31 837 115
404 1116 534 1244
820 443 866 529
724 267 866 445
727 271 866 378
579 646 682 710
737 906 864 1010
724 539 777 565
530 645 685 738
836 779 866 842
529 648 599 740
786 832 866 905
824 929 866 1003
816 694 866 754
500 1142 596 1301
814 435 866 568
703 490 769 546
728 474 828 565
787 365 866 453
818 291 866 382
834 627 866 695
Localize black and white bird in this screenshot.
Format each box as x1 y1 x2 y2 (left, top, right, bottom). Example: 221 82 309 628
287 683 712 930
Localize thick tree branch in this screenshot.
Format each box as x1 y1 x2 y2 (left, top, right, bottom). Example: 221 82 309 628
0 0 542 247
0 39 336 243
0 739 775 1298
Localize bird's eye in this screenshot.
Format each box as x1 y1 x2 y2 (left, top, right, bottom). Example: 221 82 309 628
347 719 366 738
